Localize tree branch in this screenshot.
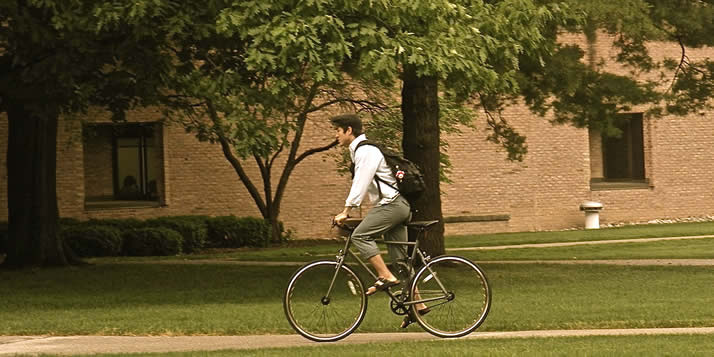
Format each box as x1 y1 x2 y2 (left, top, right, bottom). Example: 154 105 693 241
271 83 321 218
162 94 206 108
481 97 527 162
307 97 390 114
295 139 339 166
669 37 707 93
669 37 688 92
254 153 273 212
206 100 268 217
269 143 285 170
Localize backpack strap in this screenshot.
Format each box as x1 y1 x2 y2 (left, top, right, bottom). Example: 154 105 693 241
353 140 399 198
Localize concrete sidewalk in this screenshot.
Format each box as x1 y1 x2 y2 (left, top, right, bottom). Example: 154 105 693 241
448 234 714 251
2 328 714 355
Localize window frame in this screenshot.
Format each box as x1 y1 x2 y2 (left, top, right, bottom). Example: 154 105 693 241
590 113 650 190
111 125 156 200
83 122 164 209
601 113 646 181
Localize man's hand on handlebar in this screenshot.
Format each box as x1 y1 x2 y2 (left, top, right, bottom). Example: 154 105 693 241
334 212 349 225
334 206 354 225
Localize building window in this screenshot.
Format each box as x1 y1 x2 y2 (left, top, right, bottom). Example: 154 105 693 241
83 122 164 206
602 113 645 180
589 113 648 188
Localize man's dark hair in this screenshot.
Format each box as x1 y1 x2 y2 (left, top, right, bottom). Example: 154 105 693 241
330 113 363 136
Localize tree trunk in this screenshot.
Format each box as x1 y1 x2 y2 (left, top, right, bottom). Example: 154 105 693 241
268 214 282 246
2 103 68 268
401 67 445 257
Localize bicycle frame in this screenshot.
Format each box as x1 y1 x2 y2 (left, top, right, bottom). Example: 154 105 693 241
326 223 449 309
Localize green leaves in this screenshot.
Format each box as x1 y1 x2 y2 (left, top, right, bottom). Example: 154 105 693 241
5 0 712 166
216 3 352 83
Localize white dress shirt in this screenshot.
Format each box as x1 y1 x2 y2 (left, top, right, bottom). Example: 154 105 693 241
345 134 400 207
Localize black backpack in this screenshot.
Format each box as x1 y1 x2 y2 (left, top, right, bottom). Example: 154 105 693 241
352 140 426 204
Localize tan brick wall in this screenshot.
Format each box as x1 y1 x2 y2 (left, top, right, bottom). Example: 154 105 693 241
592 112 714 222
82 126 114 198
56 117 86 218
441 103 592 236
588 128 604 179
2 103 714 237
76 107 268 222
51 108 347 238
1 34 713 238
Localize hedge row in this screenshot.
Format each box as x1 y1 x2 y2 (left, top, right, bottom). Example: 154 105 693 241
63 225 123 257
206 216 272 248
0 215 279 257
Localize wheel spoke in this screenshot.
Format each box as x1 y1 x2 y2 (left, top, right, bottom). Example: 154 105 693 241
284 261 367 342
411 256 491 338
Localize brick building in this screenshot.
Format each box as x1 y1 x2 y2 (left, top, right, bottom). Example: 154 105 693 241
1 35 713 238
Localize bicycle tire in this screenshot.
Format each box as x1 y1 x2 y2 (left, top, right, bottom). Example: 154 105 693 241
409 255 491 338
283 260 367 342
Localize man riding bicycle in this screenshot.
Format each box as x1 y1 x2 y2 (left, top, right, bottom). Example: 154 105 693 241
331 113 428 327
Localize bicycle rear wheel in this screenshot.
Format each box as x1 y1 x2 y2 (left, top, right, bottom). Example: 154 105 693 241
410 255 491 338
283 260 367 342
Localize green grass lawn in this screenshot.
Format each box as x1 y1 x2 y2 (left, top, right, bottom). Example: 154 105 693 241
1 262 712 336
230 334 714 357
1 221 713 357
459 238 714 261
93 233 714 263
447 221 714 247
98 221 714 263
83 221 714 264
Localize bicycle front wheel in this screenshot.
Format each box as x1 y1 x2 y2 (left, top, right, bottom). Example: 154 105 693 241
410 256 491 338
283 260 367 342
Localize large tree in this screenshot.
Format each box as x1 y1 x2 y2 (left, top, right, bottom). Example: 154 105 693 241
363 0 714 255
152 2 404 244
349 0 574 255
0 1 175 268
160 1 561 248
3 1 712 267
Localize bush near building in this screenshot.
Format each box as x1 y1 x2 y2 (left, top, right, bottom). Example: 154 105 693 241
61 225 123 257
205 216 271 248
0 215 275 258
145 216 208 253
122 227 184 256
85 218 147 231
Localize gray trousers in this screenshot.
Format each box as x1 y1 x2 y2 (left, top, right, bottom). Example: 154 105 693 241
351 196 411 278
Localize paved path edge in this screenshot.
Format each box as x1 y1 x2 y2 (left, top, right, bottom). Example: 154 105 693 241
2 327 714 355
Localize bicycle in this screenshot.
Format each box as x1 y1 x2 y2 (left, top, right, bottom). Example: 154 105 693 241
283 218 491 342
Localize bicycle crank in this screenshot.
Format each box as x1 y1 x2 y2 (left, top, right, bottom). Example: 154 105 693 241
389 292 410 315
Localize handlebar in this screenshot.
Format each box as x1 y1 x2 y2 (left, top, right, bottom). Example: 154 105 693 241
332 218 358 233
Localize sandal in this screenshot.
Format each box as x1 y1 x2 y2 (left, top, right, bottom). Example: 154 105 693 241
400 307 431 329
365 277 400 296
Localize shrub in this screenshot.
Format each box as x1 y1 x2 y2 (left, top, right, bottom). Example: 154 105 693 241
123 227 183 256
86 218 146 234
58 217 82 227
163 215 211 227
145 216 208 253
61 225 123 257
206 216 271 248
274 221 294 245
